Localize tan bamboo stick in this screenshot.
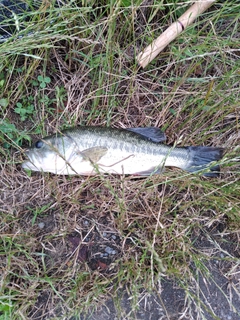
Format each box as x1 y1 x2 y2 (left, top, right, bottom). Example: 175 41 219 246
137 0 216 68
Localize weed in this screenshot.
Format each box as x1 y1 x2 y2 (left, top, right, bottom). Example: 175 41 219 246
0 296 14 320
14 101 35 121
36 75 51 89
0 120 30 148
0 98 8 108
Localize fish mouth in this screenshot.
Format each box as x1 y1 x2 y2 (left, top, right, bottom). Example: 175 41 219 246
22 151 41 171
22 160 36 170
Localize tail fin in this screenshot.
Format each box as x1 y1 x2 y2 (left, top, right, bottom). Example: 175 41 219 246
185 146 224 177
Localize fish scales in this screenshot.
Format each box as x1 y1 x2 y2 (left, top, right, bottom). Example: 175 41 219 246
22 126 224 177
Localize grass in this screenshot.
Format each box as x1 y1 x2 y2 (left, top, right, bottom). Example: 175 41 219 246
0 0 240 319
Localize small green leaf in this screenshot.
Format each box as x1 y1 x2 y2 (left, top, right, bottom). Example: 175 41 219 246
0 98 9 108
40 82 46 89
25 169 32 177
184 49 193 57
31 80 39 86
44 76 51 84
16 102 22 108
0 121 16 133
37 75 44 82
27 104 34 113
121 0 131 7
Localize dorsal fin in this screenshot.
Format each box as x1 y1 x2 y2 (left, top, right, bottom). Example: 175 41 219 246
126 127 166 143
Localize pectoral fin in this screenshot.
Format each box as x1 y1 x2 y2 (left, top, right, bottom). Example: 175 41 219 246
126 127 166 143
77 147 108 163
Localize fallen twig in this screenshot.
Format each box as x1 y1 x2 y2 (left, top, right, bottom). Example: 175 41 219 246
137 0 216 68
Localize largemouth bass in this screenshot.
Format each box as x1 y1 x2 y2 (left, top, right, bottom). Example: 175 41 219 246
22 126 224 177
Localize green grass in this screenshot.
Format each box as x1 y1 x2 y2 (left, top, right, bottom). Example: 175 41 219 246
0 0 240 319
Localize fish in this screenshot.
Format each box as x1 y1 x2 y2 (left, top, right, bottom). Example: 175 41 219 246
22 126 224 177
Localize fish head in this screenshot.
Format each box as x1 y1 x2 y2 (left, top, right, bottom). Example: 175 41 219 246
22 134 77 174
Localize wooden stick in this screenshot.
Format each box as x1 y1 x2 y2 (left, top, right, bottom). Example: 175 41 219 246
137 0 216 68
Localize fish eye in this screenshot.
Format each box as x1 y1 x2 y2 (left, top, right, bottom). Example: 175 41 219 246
35 140 44 149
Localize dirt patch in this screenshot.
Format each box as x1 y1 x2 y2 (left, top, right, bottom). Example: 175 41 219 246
75 225 240 320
